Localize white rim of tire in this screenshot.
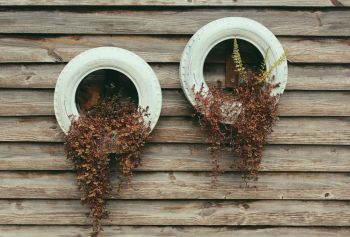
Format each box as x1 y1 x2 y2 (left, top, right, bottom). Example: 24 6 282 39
54 47 162 134
180 17 288 123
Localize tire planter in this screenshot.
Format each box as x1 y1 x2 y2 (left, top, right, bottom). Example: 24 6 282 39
180 17 288 123
54 47 162 134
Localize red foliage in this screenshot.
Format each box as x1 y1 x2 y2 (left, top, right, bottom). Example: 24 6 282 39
65 96 150 237
193 71 279 181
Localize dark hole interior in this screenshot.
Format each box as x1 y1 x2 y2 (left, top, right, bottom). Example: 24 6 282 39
203 39 265 88
75 69 139 113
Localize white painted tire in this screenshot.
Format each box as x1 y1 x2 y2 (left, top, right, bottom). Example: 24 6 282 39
54 47 162 134
180 17 288 122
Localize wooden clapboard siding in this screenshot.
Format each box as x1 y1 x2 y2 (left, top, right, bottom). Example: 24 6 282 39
111 117 350 145
1 89 350 116
0 3 349 237
1 144 350 172
0 0 349 7
1 64 350 90
0 36 349 63
1 171 350 199
0 117 349 144
1 226 350 237
1 199 350 226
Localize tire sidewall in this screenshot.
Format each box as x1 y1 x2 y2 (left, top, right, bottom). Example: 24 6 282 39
54 47 162 134
180 17 288 108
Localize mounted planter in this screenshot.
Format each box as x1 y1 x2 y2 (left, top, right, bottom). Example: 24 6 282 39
180 17 288 181
180 17 288 123
54 47 162 133
54 47 162 237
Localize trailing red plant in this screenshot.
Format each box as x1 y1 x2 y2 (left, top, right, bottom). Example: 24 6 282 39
65 96 150 237
193 39 283 181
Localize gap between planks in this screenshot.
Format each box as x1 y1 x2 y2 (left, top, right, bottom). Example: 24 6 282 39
0 0 349 7
0 226 350 237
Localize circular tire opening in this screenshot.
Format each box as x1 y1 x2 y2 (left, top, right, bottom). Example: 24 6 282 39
180 17 288 125
75 69 139 114
203 39 266 89
54 47 162 134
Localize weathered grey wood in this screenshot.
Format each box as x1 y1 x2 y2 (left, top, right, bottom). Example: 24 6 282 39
1 171 349 200
151 117 350 145
1 64 349 90
0 117 64 142
0 0 349 7
0 10 349 36
0 36 349 63
0 90 54 116
0 64 63 88
1 199 350 226
286 65 350 90
278 91 350 116
1 226 349 237
0 2 348 236
1 89 349 116
1 143 350 172
0 89 192 117
281 38 350 63
0 117 349 144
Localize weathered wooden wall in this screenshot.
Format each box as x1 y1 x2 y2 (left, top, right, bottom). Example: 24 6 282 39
0 1 350 236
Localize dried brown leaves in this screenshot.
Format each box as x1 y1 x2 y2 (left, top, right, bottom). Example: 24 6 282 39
65 96 150 237
194 71 279 181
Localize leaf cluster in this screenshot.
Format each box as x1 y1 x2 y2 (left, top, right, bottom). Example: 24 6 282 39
193 39 284 181
65 96 150 237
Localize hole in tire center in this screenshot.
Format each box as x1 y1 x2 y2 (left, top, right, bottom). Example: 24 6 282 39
203 39 265 90
75 69 139 114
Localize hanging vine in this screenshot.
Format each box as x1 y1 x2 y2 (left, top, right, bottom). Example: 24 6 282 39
65 95 150 237
194 39 286 181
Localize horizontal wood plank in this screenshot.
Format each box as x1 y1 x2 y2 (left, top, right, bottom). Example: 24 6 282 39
1 64 350 90
1 226 350 237
0 117 349 144
0 10 349 36
0 36 349 63
152 117 350 145
1 199 350 226
277 91 350 116
1 171 350 200
1 89 349 116
0 0 349 7
1 143 350 172
0 2 349 234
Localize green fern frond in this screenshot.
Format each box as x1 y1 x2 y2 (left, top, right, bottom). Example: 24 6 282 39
258 47 270 74
232 38 247 81
256 50 287 84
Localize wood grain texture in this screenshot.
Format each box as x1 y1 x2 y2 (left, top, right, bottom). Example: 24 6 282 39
1 226 350 237
0 36 349 63
1 171 350 200
0 3 348 236
1 143 350 172
147 117 350 145
1 64 349 90
0 10 349 36
0 117 349 144
0 0 349 7
1 89 349 116
1 199 350 226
